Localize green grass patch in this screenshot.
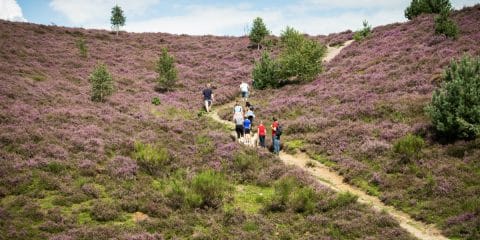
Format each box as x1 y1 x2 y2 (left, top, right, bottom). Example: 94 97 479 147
351 178 380 196
226 185 274 214
311 154 337 168
284 139 305 153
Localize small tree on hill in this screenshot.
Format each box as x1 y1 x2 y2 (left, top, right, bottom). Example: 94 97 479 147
253 51 280 89
111 5 126 35
90 63 114 102
155 48 178 91
426 55 480 139
249 17 270 50
278 26 326 83
353 20 372 41
405 0 452 20
434 8 459 39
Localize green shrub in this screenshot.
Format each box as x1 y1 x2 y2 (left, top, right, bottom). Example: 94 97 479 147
89 63 114 102
252 51 280 90
151 97 161 105
266 177 317 214
278 37 326 83
189 170 232 209
290 187 316 214
165 180 187 210
434 9 459 39
426 55 480 139
155 48 177 91
324 192 358 210
249 17 270 49
252 26 325 89
405 0 452 20
90 199 119 221
353 20 372 41
393 134 425 161
278 27 326 83
133 142 171 176
75 38 88 58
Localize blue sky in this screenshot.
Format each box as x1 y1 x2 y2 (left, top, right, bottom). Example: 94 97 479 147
2 0 479 36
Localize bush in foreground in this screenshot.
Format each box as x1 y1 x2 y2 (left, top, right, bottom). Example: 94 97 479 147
426 55 480 139
393 134 425 162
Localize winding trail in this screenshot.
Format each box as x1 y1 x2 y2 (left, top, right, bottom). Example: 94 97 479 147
207 41 449 240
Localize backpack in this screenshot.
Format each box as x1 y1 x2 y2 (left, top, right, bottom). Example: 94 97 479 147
276 124 283 137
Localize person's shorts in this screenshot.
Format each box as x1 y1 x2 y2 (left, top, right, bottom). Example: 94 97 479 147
244 128 251 134
204 100 212 106
241 91 249 98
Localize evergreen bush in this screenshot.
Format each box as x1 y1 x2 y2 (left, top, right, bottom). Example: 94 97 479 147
252 51 280 89
393 134 425 161
435 9 459 39
353 20 372 41
75 38 87 58
405 0 452 20
278 26 326 83
89 63 114 102
155 48 178 91
426 55 480 139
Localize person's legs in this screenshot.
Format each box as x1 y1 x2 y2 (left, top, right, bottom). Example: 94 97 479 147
236 125 242 139
259 136 265 147
273 137 280 154
204 100 210 112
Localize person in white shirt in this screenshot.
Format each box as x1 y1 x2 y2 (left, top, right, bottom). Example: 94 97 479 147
239 82 249 102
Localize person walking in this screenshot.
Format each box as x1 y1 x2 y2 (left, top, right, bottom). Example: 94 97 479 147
245 107 255 127
240 81 249 102
271 117 280 154
233 101 243 115
233 112 244 141
243 117 252 145
257 121 266 148
202 83 214 113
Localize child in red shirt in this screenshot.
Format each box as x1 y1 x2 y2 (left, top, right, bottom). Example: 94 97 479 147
257 121 266 148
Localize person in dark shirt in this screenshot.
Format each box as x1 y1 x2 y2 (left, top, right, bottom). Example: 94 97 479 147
202 83 214 112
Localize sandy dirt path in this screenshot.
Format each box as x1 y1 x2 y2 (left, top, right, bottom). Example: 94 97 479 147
206 41 449 240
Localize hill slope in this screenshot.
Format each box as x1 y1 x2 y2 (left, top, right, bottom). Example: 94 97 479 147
251 5 480 239
0 18 413 240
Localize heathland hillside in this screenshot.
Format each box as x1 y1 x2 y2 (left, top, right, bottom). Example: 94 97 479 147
0 16 412 240
0 4 479 240
247 5 480 239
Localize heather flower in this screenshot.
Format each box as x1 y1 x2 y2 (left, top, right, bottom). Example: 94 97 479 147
108 156 138 179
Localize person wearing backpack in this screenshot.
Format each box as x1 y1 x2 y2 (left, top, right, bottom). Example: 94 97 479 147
257 121 266 148
271 117 281 154
245 107 255 127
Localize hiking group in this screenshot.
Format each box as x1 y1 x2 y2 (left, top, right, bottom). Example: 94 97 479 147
202 81 282 154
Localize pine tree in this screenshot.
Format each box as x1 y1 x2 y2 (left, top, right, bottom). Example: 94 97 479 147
249 17 270 50
111 5 126 35
426 55 480 139
155 48 178 91
90 63 114 102
253 51 279 89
